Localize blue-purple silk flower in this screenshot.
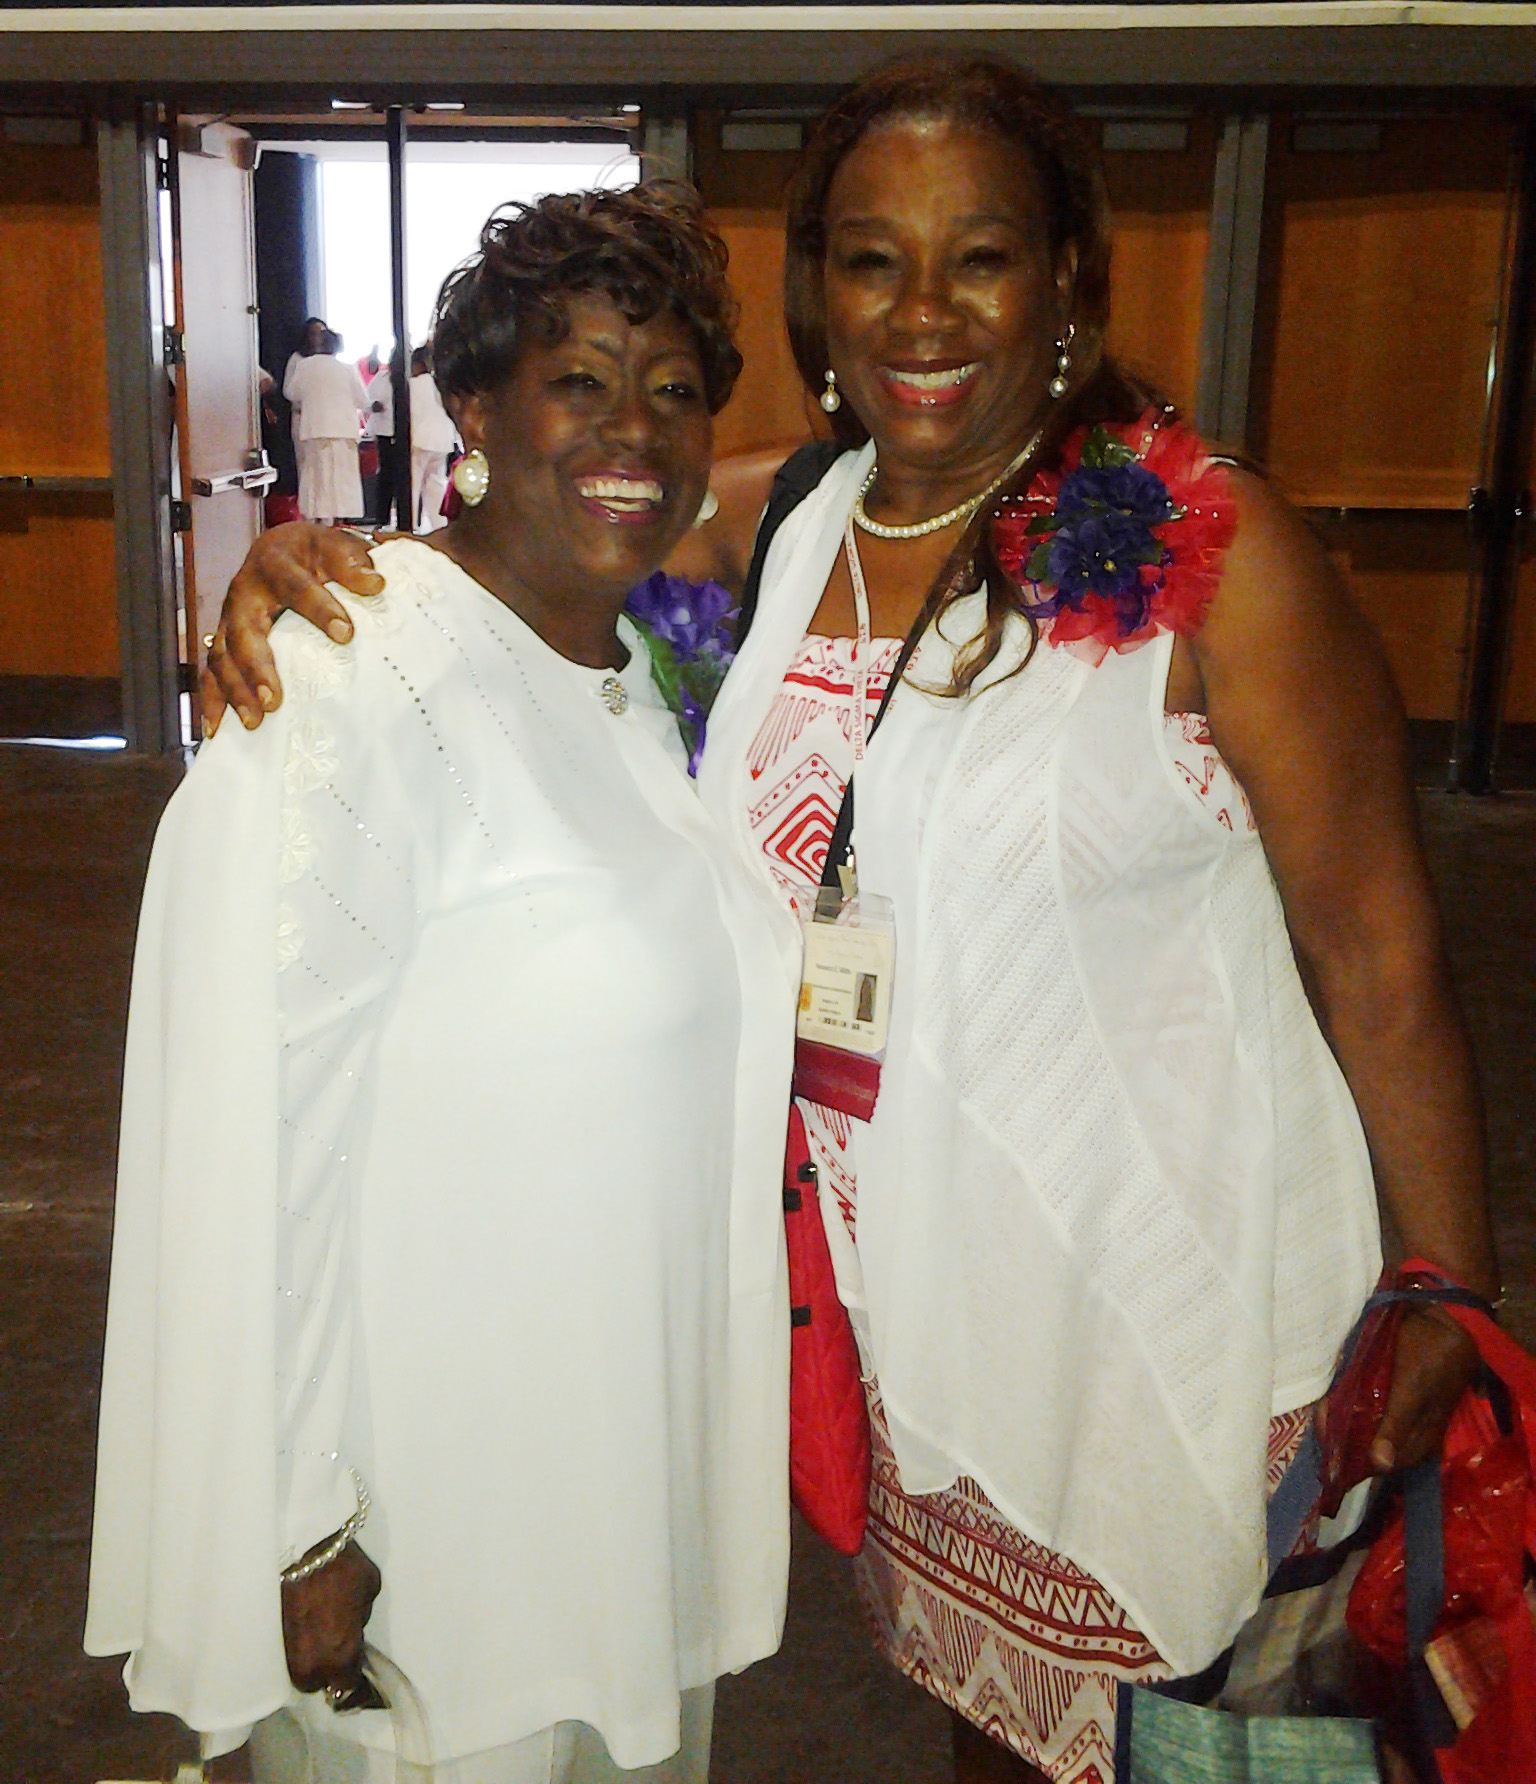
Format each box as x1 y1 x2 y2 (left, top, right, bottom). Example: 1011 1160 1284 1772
623 572 739 775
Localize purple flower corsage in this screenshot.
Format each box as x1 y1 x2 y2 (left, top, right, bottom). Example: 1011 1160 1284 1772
623 571 738 775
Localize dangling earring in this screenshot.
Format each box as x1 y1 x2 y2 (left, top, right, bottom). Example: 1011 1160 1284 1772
819 369 841 414
692 488 719 529
451 447 491 506
1049 324 1075 401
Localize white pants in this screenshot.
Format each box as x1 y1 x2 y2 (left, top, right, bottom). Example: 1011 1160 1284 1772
411 448 449 533
249 1684 714 1784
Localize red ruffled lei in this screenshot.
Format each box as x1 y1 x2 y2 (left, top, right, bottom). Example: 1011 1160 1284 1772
991 408 1237 666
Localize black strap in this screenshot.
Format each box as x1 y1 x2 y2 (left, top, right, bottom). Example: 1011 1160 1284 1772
818 615 929 891
735 440 845 648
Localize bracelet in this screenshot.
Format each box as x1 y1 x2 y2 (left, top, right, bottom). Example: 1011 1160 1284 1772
281 1468 371 1585
1394 1255 1503 1321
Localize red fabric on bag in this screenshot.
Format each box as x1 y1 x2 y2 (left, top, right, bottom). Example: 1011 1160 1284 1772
1319 1280 1407 1518
784 1104 871 1554
1343 1263 1536 1783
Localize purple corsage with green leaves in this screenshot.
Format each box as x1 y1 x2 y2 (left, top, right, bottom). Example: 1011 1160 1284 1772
623 572 738 776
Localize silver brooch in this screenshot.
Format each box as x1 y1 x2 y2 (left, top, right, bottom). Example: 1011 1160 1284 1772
599 675 628 715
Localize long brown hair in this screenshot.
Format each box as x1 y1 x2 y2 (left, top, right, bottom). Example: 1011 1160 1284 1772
783 55 1169 695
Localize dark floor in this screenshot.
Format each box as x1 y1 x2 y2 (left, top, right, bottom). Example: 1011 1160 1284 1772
1 746 1531 1784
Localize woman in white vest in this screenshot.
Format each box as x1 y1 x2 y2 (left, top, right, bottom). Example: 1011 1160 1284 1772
88 186 799 1784
205 58 1499 1784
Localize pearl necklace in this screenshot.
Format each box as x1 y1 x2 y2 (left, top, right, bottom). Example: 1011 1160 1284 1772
852 428 1044 541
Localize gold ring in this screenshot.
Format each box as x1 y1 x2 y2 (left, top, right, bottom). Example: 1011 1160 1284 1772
202 632 216 650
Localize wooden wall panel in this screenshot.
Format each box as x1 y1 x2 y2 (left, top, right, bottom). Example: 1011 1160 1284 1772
1250 115 1515 727
694 114 819 461
0 132 117 682
1102 114 1218 416
0 494 118 677
711 206 821 460
1252 115 1513 510
0 139 111 478
1310 511 1473 721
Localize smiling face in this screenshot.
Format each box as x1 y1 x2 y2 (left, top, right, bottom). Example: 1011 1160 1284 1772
822 115 1075 486
452 291 713 610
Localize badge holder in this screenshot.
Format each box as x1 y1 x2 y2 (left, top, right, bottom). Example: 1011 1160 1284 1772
793 882 895 1121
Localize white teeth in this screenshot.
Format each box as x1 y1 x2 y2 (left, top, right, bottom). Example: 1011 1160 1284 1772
886 364 979 390
578 477 663 504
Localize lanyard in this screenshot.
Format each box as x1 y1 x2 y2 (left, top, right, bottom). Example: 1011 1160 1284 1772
820 523 933 891
844 515 875 764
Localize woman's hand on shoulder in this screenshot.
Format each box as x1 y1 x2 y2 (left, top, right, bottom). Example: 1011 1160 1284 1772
201 523 385 736
661 443 796 596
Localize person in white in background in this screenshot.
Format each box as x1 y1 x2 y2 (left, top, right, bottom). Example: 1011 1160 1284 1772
409 344 459 532
365 360 397 528
283 317 329 492
284 330 369 524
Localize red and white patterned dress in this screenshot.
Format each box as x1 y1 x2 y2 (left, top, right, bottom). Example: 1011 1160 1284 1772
747 634 1306 1783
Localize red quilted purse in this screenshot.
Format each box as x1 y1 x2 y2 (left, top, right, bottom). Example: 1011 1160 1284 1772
783 1104 871 1554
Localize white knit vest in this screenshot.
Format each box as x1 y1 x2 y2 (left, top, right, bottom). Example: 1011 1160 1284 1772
702 447 1381 1674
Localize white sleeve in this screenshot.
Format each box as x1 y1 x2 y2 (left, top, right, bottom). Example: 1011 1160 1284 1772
269 616 420 1563
85 605 419 1737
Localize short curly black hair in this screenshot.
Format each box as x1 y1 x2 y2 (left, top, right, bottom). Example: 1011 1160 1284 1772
431 182 742 415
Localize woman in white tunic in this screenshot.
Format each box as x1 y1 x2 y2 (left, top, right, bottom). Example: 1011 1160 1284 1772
284 332 369 523
87 186 799 1784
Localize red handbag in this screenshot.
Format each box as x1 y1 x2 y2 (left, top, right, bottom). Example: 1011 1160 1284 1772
783 1104 871 1555
1326 1260 1536 1783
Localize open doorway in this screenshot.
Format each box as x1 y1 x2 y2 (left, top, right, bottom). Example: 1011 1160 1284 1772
246 119 638 539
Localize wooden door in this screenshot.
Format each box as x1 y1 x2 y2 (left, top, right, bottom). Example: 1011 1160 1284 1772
171 119 269 697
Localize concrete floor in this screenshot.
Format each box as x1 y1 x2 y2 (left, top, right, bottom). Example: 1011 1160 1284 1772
1 744 1531 1784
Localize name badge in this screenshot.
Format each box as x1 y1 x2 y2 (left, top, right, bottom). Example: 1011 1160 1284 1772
793 886 895 1121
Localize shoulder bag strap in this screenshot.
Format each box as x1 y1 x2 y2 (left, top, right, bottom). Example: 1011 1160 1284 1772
734 440 846 648
818 613 928 892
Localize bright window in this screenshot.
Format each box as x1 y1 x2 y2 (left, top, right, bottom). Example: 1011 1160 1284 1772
300 140 639 362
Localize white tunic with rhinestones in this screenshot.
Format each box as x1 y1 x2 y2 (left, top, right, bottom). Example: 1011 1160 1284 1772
86 539 801 1770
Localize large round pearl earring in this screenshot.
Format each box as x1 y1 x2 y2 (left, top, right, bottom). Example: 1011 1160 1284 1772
819 369 841 414
451 447 491 506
